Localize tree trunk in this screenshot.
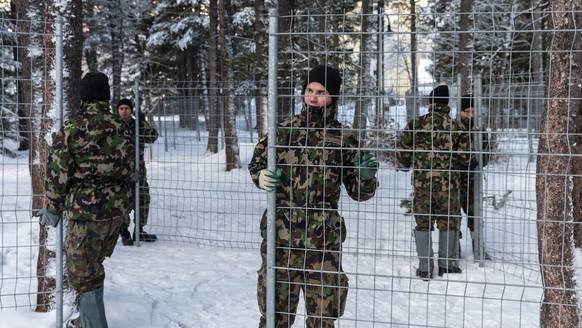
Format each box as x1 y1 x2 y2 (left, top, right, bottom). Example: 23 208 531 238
176 50 187 128
186 46 199 131
17 0 82 312
14 1 29 151
353 0 369 138
16 0 56 312
63 0 83 116
407 0 418 122
531 1 546 135
354 0 380 140
458 0 473 95
276 0 295 121
537 1 582 326
109 2 124 105
82 2 99 74
253 0 267 137
84 48 99 72
219 0 240 171
206 0 220 153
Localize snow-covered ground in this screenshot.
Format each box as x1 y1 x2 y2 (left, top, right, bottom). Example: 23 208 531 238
0 107 545 327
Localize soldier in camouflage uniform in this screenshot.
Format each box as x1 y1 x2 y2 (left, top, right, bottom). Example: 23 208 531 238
248 64 379 328
397 85 472 279
116 98 159 245
38 72 135 327
459 94 491 260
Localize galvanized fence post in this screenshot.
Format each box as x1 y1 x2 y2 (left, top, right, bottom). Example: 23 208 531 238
55 15 64 328
266 8 279 328
134 80 141 245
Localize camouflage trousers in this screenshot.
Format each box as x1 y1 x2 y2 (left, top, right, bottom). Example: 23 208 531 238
413 189 460 231
257 240 349 328
65 218 123 293
123 179 151 227
460 172 475 231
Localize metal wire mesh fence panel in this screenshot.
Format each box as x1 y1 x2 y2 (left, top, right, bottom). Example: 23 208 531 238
0 15 56 311
137 92 264 248
3 3 582 328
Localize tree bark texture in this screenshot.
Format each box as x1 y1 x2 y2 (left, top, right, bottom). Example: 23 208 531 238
177 50 189 129
109 11 123 104
276 0 295 121
206 0 220 154
14 1 29 151
63 0 83 117
353 0 369 138
537 1 582 326
188 45 201 132
16 0 56 312
219 0 241 171
253 0 267 137
407 0 418 122
458 0 473 95
16 0 82 312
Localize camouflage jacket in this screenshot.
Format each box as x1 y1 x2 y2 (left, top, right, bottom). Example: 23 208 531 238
45 101 136 221
397 103 472 192
459 118 491 171
122 117 159 175
248 104 378 249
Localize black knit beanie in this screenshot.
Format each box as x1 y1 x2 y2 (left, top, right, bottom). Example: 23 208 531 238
80 72 110 101
461 94 473 111
429 85 449 105
302 64 342 103
117 98 133 112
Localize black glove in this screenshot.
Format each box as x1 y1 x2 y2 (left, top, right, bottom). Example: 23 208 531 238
138 111 146 123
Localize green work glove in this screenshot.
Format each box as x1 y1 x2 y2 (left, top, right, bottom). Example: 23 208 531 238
35 208 62 227
355 151 379 180
258 168 283 191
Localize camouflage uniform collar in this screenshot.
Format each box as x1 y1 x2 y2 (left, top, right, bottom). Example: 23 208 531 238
81 101 111 113
300 103 337 126
429 103 450 115
461 117 474 129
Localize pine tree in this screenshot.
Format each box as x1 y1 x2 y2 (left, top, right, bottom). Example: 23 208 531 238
0 11 18 158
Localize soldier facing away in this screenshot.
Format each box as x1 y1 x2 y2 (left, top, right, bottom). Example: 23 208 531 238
397 85 472 280
37 72 136 327
248 64 379 327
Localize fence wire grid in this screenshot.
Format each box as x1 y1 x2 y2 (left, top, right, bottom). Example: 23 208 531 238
2 4 581 328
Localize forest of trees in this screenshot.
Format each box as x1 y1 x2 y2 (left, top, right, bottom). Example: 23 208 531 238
4 0 552 158
4 0 582 326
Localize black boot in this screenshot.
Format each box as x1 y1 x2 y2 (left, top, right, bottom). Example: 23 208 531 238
65 309 81 328
415 268 433 281
134 225 157 242
438 266 462 277
65 317 81 328
120 227 133 246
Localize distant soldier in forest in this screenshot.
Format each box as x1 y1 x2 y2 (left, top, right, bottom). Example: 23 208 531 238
459 94 491 260
37 72 135 327
397 85 472 279
248 64 379 327
116 98 159 245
